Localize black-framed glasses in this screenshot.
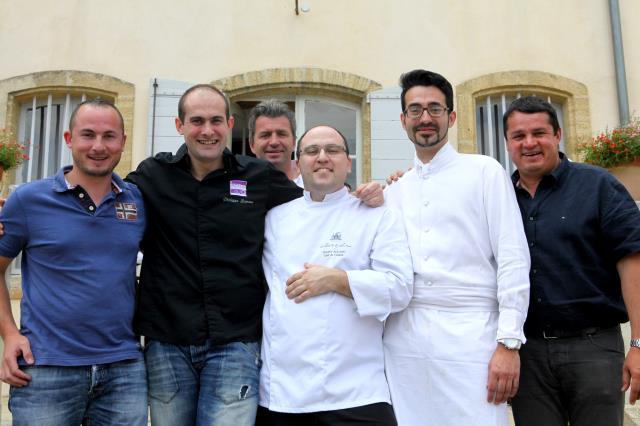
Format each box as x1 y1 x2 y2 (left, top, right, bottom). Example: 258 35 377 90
404 103 449 119
300 144 348 157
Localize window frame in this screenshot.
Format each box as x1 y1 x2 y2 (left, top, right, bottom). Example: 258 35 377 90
474 92 566 174
455 71 591 163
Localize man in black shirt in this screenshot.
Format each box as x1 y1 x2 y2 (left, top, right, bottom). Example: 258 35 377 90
504 96 640 426
127 84 303 426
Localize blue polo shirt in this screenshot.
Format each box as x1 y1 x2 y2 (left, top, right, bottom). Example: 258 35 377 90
512 153 640 336
0 167 146 366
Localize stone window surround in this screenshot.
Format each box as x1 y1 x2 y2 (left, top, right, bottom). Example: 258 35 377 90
211 68 382 182
455 70 591 158
0 70 135 183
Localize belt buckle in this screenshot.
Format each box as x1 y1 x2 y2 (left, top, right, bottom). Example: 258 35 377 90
543 330 558 340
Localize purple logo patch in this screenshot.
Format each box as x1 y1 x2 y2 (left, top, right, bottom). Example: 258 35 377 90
230 180 247 197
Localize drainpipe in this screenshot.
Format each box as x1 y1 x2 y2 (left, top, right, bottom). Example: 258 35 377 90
151 78 159 155
609 0 630 125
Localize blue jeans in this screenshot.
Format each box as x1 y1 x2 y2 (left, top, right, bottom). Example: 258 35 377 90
146 339 261 426
9 358 147 426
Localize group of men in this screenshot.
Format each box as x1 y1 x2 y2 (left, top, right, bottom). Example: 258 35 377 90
0 69 638 426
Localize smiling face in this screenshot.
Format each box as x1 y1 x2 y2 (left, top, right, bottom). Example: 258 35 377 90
63 104 125 178
175 88 234 173
506 111 562 182
400 85 456 161
297 126 352 201
250 115 295 171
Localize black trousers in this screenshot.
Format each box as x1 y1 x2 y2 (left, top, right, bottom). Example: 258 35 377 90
256 402 397 426
511 325 624 426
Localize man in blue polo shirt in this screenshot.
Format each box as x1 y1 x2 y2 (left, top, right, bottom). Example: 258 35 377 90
0 99 147 425
504 96 640 426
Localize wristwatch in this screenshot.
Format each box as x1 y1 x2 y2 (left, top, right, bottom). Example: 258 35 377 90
630 339 640 349
498 338 522 351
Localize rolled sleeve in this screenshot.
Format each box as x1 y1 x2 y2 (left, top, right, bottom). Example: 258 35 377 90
345 208 413 321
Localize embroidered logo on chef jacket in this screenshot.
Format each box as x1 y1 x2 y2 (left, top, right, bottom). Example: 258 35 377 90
321 232 351 258
229 180 247 197
115 202 138 220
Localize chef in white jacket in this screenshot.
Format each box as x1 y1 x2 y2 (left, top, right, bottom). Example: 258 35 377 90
383 69 530 426
257 125 413 426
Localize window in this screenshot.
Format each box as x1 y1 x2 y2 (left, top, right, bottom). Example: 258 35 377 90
11 92 108 276
455 71 590 170
16 92 105 183
475 92 565 174
232 96 362 188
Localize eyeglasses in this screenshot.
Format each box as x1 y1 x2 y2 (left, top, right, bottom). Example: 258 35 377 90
404 103 449 119
299 144 348 157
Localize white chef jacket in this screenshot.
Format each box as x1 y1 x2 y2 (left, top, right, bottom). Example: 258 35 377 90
260 187 413 413
383 143 530 426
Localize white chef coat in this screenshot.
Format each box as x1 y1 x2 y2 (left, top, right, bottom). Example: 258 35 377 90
292 173 304 188
383 143 530 426
260 186 413 413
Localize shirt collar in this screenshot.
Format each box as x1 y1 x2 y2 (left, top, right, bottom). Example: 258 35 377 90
511 151 567 189
52 165 124 194
303 185 349 204
173 144 240 172
413 143 457 178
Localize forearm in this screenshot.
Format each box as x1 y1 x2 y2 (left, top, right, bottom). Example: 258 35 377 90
619 253 640 339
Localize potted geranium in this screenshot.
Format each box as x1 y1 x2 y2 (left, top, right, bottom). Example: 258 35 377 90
0 128 29 179
578 117 640 199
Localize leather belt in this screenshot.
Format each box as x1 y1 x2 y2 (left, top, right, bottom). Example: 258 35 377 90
541 324 619 340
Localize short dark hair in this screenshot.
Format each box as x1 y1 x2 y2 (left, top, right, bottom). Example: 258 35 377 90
399 69 454 113
247 100 296 143
178 84 230 122
502 96 560 138
296 125 350 159
69 98 124 134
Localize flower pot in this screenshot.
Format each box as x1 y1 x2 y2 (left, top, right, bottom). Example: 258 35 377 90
609 158 640 200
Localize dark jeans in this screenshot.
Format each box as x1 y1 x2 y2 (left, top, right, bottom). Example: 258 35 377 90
256 402 397 426
511 325 624 426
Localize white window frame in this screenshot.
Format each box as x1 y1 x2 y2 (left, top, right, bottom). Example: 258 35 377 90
295 96 362 186
17 93 88 184
230 94 362 186
12 92 89 275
